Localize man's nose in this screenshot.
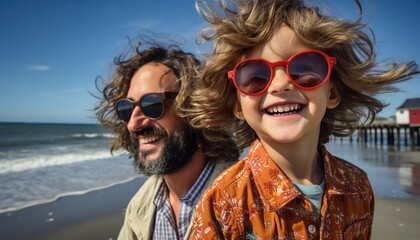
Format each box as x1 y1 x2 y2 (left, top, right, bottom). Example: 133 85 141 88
126 106 151 133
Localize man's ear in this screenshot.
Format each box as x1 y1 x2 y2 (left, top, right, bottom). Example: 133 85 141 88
327 84 341 109
233 101 245 119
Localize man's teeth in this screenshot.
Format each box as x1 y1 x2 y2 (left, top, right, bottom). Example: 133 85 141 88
266 104 301 115
139 135 161 144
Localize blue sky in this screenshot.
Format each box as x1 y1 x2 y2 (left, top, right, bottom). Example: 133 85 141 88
0 0 419 124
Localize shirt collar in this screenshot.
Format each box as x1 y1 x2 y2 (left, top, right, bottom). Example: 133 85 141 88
320 144 372 196
153 160 216 207
153 180 168 208
246 140 301 211
180 160 215 204
247 139 370 212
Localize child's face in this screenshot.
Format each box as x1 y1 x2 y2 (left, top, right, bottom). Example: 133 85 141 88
233 24 340 148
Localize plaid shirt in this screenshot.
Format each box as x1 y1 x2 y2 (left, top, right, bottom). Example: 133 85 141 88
153 160 215 240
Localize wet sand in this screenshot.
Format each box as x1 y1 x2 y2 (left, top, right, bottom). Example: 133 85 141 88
0 177 147 240
373 197 420 240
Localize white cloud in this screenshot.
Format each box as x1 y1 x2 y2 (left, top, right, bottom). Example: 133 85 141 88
27 65 51 71
123 19 159 29
43 88 86 96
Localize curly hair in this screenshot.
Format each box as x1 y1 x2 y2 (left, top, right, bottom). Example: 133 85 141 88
95 42 239 162
180 0 419 151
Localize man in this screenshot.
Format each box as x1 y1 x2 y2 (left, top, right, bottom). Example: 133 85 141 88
95 43 239 240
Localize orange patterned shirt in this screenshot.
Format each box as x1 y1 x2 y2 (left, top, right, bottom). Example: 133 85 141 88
191 140 374 239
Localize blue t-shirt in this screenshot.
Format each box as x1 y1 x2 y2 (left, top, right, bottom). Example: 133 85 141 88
293 179 325 221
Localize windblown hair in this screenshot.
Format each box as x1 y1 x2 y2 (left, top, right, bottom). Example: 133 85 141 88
181 0 419 151
95 42 239 162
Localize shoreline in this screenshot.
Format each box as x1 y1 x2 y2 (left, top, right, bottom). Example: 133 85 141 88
1 177 420 240
0 177 147 240
0 176 140 215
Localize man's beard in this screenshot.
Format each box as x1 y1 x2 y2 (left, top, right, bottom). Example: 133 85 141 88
132 124 198 176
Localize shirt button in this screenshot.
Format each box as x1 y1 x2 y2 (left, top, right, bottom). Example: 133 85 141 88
308 224 316 234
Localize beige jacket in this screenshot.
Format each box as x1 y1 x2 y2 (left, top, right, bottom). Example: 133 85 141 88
117 161 233 240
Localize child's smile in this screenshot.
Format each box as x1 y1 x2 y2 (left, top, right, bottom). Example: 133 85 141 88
265 102 304 116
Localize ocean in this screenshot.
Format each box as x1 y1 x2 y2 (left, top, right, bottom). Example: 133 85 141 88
0 122 137 214
1 122 419 214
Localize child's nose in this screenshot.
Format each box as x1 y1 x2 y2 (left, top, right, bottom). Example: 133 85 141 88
267 68 294 93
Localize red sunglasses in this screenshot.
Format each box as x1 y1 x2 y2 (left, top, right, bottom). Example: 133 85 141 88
227 50 336 96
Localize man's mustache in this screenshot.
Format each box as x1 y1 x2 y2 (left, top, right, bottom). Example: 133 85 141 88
131 126 166 139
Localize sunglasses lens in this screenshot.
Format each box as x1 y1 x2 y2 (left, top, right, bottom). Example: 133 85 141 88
235 60 271 94
289 52 329 88
116 100 134 122
141 94 164 119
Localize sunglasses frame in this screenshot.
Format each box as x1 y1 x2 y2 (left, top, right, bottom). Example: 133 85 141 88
115 91 177 122
227 49 336 96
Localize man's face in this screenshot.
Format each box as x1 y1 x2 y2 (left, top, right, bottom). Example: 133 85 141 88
125 62 197 176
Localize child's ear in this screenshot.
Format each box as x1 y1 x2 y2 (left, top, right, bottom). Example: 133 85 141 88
327 84 341 109
233 101 245 119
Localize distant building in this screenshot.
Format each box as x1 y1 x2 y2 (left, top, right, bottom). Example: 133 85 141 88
396 98 420 126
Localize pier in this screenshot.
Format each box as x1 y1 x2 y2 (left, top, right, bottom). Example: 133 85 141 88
335 120 420 150
334 97 420 150
356 124 420 149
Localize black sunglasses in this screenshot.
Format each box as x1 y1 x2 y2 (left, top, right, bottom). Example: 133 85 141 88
115 92 177 122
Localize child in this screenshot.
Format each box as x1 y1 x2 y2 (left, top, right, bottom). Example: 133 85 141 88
181 0 419 239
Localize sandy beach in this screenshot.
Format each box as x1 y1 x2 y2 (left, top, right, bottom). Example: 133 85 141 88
0 177 147 240
373 197 420 240
1 176 419 240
